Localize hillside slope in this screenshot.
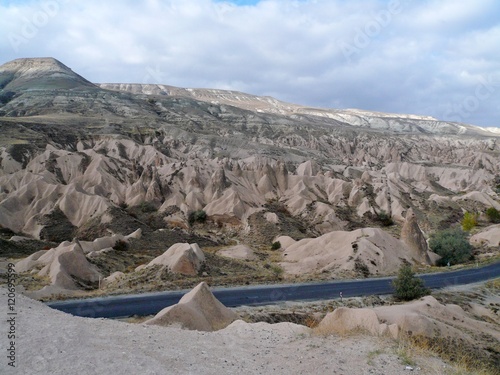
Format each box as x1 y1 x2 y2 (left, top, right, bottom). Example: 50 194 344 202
1 57 499 291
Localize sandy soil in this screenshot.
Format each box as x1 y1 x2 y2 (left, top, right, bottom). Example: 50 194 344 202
1 287 453 375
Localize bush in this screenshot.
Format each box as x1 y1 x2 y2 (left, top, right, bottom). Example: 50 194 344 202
0 90 15 104
429 227 473 266
461 212 477 232
485 207 500 223
269 264 284 278
188 210 207 226
140 201 157 213
271 241 281 250
392 264 429 301
112 240 128 251
377 211 394 227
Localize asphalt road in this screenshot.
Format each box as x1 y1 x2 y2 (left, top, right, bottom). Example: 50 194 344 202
46 261 500 318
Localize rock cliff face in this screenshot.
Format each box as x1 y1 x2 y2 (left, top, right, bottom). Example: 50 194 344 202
400 209 432 264
1 57 499 253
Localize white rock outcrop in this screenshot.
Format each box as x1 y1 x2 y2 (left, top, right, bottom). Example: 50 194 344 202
138 243 205 275
145 282 237 331
470 224 500 247
15 230 141 291
280 228 434 276
317 296 500 342
15 240 101 290
218 245 256 260
400 209 432 264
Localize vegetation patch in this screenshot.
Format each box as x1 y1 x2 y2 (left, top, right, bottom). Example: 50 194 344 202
429 227 473 266
462 211 478 232
485 207 500 224
188 210 207 226
392 265 430 301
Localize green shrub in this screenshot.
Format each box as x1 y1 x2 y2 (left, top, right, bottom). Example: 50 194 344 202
271 241 281 250
392 264 430 301
0 91 15 104
188 210 207 226
461 212 477 232
112 240 128 251
485 207 500 223
429 227 473 266
269 264 284 278
195 210 207 222
377 211 394 226
140 201 157 213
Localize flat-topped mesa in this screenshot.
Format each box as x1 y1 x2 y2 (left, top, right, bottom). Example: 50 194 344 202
2 57 70 71
0 57 96 91
400 208 432 264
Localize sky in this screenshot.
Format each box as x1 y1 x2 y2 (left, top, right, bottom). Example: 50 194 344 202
1 0 499 127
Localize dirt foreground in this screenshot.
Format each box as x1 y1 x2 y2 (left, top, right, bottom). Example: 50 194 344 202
1 287 464 375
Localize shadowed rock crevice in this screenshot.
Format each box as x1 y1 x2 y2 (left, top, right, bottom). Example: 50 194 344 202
38 207 77 243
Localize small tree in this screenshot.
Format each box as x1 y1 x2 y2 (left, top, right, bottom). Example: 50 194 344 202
461 212 477 232
271 241 281 250
194 210 207 222
392 264 429 301
140 201 157 213
486 207 500 223
188 210 207 226
112 239 128 251
376 211 394 227
429 227 473 266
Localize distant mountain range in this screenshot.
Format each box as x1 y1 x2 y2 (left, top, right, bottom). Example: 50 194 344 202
0 57 498 253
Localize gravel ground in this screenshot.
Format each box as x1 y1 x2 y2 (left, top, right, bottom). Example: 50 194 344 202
0 287 454 375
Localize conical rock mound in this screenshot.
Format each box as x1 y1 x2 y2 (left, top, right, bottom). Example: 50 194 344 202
15 240 101 290
145 282 237 331
140 243 205 275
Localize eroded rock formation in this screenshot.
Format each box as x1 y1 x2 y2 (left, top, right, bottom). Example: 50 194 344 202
145 282 237 331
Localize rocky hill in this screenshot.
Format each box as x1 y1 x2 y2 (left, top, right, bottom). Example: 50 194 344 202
0 57 95 92
1 57 499 293
99 83 499 137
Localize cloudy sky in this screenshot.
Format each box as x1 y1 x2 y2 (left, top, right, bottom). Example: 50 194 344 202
1 0 499 127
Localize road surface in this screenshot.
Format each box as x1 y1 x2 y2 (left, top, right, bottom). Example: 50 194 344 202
46 261 500 318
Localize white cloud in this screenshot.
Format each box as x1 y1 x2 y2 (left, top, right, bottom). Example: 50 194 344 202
0 0 499 126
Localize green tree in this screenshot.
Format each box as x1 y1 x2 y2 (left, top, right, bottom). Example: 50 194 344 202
485 207 500 223
429 227 473 266
271 241 281 250
188 210 207 226
140 201 157 213
392 264 429 301
461 212 477 232
376 211 394 226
